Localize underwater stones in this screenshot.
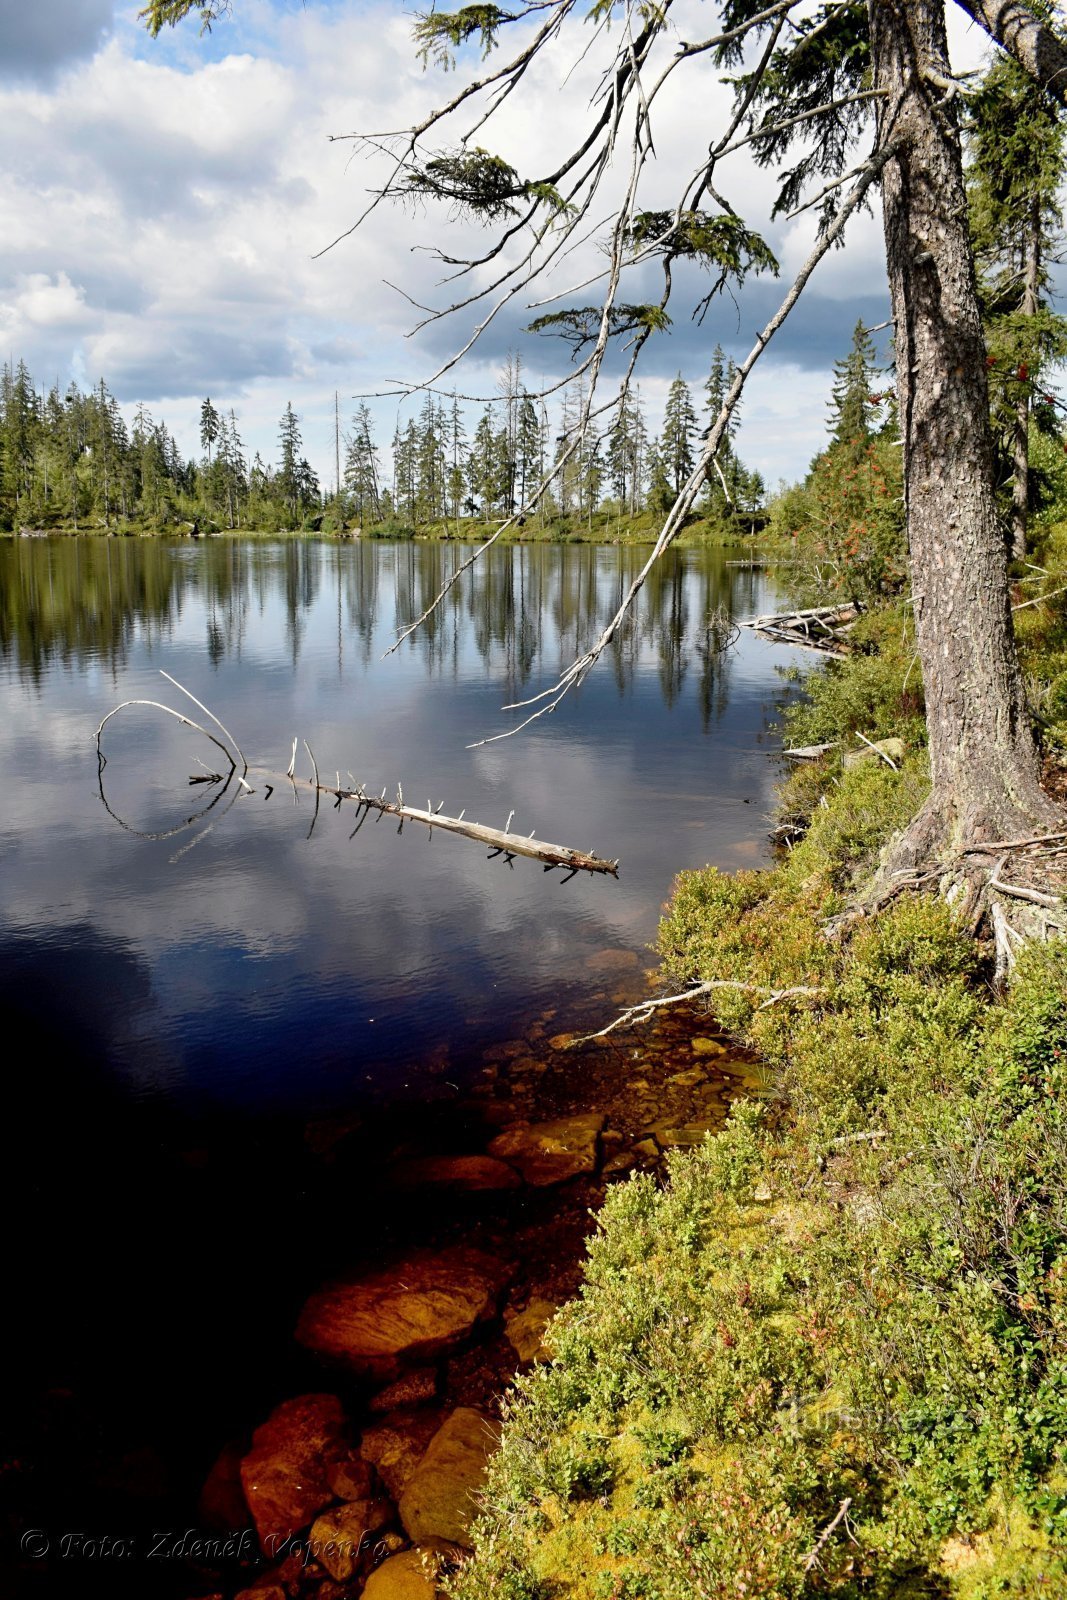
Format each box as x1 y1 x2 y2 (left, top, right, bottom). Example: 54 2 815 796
397 1408 500 1547
504 1299 559 1365
324 1451 376 1501
360 1549 443 1600
369 1367 438 1414
308 1497 393 1582
360 1409 449 1500
487 1113 604 1186
295 1247 509 1380
198 1439 250 1533
239 1394 346 1551
386 1154 521 1192
585 947 641 972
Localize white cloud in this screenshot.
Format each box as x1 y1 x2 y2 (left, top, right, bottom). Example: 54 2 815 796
0 271 92 342
0 0 975 486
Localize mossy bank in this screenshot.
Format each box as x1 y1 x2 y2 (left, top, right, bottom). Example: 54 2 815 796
448 533 1067 1598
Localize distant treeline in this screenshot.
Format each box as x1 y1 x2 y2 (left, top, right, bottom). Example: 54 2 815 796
0 352 766 537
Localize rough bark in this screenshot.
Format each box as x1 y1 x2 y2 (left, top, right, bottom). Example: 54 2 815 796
868 0 1061 867
953 0 1067 104
1010 200 1041 561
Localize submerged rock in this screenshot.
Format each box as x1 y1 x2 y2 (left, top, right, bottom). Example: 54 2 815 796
239 1393 346 1550
398 1408 500 1547
504 1299 559 1365
324 1451 376 1501
386 1154 521 1192
295 1247 509 1380
361 1409 448 1500
585 947 641 972
308 1497 393 1582
487 1113 604 1186
361 1549 443 1600
369 1367 438 1414
198 1439 250 1534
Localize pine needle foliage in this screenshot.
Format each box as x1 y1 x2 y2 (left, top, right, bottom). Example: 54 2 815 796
413 5 509 70
138 0 230 36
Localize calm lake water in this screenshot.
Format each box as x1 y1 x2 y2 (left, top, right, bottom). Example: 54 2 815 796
1 536 801 1115
1 535 804 1597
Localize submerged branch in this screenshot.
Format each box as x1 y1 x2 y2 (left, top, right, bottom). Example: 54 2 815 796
95 683 619 879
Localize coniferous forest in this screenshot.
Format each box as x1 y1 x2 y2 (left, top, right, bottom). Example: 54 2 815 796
0 354 765 539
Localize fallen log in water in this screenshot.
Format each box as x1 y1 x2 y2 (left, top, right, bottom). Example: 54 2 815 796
255 764 619 878
96 675 619 879
742 602 859 655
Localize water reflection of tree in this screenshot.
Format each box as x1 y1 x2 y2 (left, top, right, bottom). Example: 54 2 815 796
3 539 762 730
0 538 180 682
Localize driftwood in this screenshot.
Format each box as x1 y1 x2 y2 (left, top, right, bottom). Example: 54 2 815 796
571 978 825 1044
253 764 618 877
95 673 619 879
783 741 838 761
743 603 860 656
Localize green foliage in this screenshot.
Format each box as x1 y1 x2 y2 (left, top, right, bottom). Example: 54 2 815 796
526 304 672 349
627 209 779 291
405 147 523 219
781 606 926 748
413 5 507 69
0 360 333 535
769 433 905 604
451 563 1067 1598
725 0 872 220
452 837 1067 1600
138 0 229 36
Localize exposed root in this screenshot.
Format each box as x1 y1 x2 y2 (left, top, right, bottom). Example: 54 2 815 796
855 791 1067 981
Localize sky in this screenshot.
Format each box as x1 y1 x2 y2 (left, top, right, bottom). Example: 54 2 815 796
0 0 1000 491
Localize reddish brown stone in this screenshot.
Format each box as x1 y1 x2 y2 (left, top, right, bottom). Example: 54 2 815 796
487 1114 604 1186
386 1154 521 1192
308 1497 393 1581
361 1409 446 1500
198 1439 250 1533
369 1366 439 1414
324 1450 376 1501
295 1248 509 1381
239 1394 346 1552
398 1408 500 1547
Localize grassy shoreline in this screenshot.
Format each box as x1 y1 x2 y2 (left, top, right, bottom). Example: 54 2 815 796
3 510 762 548
446 534 1067 1599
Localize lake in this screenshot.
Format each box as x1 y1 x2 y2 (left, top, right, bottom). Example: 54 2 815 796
0 535 803 1597
1 536 799 1113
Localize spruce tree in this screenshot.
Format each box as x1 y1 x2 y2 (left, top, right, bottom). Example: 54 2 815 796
277 403 303 523
828 321 880 462
661 375 697 496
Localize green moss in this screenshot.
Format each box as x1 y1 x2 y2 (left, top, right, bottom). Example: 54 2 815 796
450 528 1067 1600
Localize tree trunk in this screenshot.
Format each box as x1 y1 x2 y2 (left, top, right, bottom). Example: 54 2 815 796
1010 198 1041 562
868 0 1059 863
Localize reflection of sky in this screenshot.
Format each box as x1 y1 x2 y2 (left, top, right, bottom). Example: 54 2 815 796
0 539 808 1114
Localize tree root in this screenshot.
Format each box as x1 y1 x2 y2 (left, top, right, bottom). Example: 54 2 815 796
840 795 1067 982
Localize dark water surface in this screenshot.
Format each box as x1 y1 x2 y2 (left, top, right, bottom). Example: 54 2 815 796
1 536 800 1112
0 536 803 1596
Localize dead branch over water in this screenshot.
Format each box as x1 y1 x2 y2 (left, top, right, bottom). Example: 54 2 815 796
741 603 860 656
95 674 619 879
